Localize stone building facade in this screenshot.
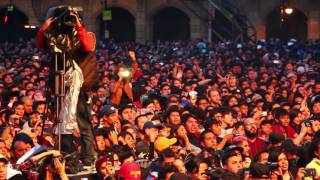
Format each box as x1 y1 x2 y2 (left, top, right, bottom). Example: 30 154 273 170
0 0 319 42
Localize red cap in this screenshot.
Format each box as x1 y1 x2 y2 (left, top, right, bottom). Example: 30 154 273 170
95 156 110 171
118 162 141 179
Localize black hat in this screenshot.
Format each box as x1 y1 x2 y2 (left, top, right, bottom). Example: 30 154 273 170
119 104 135 115
224 145 243 154
268 132 285 145
98 105 117 118
143 121 162 131
282 139 299 153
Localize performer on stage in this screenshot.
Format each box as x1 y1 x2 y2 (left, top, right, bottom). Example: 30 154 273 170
37 5 98 165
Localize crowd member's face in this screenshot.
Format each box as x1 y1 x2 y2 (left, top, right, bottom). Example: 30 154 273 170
173 80 182 89
124 134 135 148
209 90 221 105
146 103 156 113
4 75 13 84
279 114 290 127
220 88 230 97
0 161 7 180
185 70 194 79
96 136 106 151
121 108 136 122
13 141 32 159
225 155 243 174
162 156 175 165
145 127 159 139
161 85 171 96
136 116 148 131
235 125 245 136
33 92 45 101
258 152 269 163
14 104 25 117
240 81 250 89
248 70 258 80
23 99 33 113
228 97 238 107
98 161 115 178
0 142 8 158
260 123 273 136
239 141 250 157
150 76 158 87
36 104 46 114
197 162 209 180
312 102 320 114
97 87 106 98
169 111 181 125
292 112 303 125
210 122 222 136
244 118 257 134
185 117 199 134
102 113 119 127
228 76 237 87
240 104 249 117
201 132 217 149
153 99 162 111
198 99 209 110
9 114 21 127
222 113 234 127
277 153 289 172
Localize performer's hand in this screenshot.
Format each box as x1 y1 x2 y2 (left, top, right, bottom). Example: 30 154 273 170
42 17 54 30
128 51 136 61
70 12 81 27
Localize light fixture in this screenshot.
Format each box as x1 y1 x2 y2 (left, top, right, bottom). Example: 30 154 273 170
284 7 293 15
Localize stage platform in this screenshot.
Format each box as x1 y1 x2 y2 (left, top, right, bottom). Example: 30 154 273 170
67 169 98 180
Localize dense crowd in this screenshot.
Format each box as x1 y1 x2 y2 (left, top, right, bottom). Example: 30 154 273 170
0 37 320 180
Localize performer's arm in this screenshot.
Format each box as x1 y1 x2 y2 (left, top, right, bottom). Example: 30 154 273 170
76 25 96 52
72 12 96 52
37 17 54 50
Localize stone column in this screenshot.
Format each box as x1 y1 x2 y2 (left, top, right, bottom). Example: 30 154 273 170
190 17 201 40
308 11 320 40
135 3 146 43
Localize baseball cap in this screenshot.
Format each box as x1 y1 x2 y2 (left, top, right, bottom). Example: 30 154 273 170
98 105 117 118
143 121 162 131
95 155 110 171
268 132 285 145
154 137 177 152
118 162 141 180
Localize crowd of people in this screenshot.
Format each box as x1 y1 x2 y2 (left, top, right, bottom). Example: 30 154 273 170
0 37 320 180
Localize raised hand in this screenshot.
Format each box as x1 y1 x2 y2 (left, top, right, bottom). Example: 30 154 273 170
128 51 136 61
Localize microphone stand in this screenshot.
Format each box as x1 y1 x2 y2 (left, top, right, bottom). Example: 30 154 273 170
54 52 66 152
